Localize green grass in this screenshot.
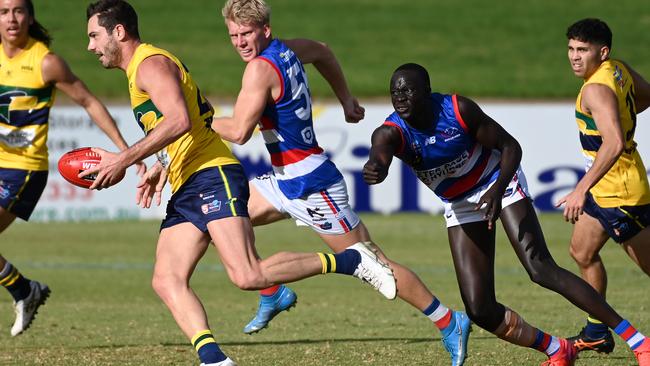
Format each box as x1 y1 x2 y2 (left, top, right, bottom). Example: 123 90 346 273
35 0 650 100
0 214 648 365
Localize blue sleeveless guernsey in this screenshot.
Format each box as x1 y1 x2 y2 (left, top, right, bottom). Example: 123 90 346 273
384 93 502 202
257 39 342 199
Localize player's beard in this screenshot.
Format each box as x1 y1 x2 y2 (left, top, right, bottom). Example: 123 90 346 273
101 37 122 69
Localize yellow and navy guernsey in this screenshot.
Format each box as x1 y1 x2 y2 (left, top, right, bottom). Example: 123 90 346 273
126 44 238 193
575 59 650 207
0 38 55 171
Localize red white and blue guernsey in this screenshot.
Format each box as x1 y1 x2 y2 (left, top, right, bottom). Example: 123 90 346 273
385 93 529 227
257 39 342 199
252 39 359 235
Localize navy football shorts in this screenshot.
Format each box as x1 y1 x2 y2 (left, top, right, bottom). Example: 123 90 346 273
160 164 249 233
0 168 48 221
584 192 650 243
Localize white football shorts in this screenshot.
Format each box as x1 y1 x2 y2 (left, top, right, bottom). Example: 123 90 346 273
443 166 530 227
251 174 360 235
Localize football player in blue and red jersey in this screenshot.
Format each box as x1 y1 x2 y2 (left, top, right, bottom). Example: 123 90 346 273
212 1 471 365
363 62 650 366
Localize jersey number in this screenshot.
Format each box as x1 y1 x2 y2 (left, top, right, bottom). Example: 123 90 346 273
286 62 312 121
625 89 637 142
196 88 214 129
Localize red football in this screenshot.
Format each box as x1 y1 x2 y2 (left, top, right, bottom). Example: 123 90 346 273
57 147 101 189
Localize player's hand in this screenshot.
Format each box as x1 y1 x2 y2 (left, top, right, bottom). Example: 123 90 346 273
134 161 147 177
476 185 503 230
136 162 167 208
342 97 365 124
363 161 387 185
555 189 586 224
79 148 127 190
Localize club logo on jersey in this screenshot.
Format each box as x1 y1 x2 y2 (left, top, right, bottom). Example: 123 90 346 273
319 222 332 230
201 199 221 214
441 127 461 142
0 90 28 124
301 126 314 144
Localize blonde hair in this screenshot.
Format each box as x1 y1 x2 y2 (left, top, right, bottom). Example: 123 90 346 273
222 0 270 25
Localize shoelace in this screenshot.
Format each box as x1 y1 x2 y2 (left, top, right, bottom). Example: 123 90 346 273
357 265 383 290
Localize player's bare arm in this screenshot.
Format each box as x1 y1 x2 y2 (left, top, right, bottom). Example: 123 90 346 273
42 52 130 152
363 125 400 185
457 95 522 228
621 61 650 113
556 83 624 222
284 38 364 123
211 58 274 144
84 55 190 189
43 52 146 176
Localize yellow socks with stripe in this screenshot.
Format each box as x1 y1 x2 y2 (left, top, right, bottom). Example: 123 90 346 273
0 261 31 301
317 249 361 275
191 330 227 364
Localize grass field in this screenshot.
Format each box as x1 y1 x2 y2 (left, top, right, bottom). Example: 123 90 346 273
36 0 650 99
0 214 647 365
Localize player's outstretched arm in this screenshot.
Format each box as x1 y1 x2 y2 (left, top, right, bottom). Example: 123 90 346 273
284 38 364 123
211 58 274 145
457 95 522 228
42 53 146 176
43 53 127 150
363 125 400 185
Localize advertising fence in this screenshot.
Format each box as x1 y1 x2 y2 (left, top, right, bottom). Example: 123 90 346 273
34 102 650 221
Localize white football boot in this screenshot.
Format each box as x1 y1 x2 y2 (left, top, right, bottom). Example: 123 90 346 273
11 280 51 336
349 242 397 299
200 358 237 366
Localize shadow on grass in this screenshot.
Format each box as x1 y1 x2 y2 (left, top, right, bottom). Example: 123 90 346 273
156 335 498 347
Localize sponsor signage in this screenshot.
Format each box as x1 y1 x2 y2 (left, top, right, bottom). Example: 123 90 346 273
32 103 650 221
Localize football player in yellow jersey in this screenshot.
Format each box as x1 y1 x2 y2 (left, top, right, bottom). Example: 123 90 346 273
0 0 142 337
84 1 396 365
556 18 650 362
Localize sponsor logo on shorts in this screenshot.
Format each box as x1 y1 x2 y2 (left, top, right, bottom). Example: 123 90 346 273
201 199 221 214
199 191 216 201
0 185 9 199
319 222 332 230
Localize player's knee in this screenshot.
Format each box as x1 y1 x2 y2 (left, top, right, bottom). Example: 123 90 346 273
569 243 596 267
227 268 266 290
462 296 499 329
465 304 500 330
151 273 179 301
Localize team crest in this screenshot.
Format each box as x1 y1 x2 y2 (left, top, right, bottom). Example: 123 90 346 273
0 90 28 124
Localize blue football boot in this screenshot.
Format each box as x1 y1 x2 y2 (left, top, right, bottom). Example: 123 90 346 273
243 285 297 334
441 311 472 366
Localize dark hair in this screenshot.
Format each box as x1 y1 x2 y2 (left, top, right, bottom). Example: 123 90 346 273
566 18 612 49
86 0 140 40
21 0 52 46
393 63 431 88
